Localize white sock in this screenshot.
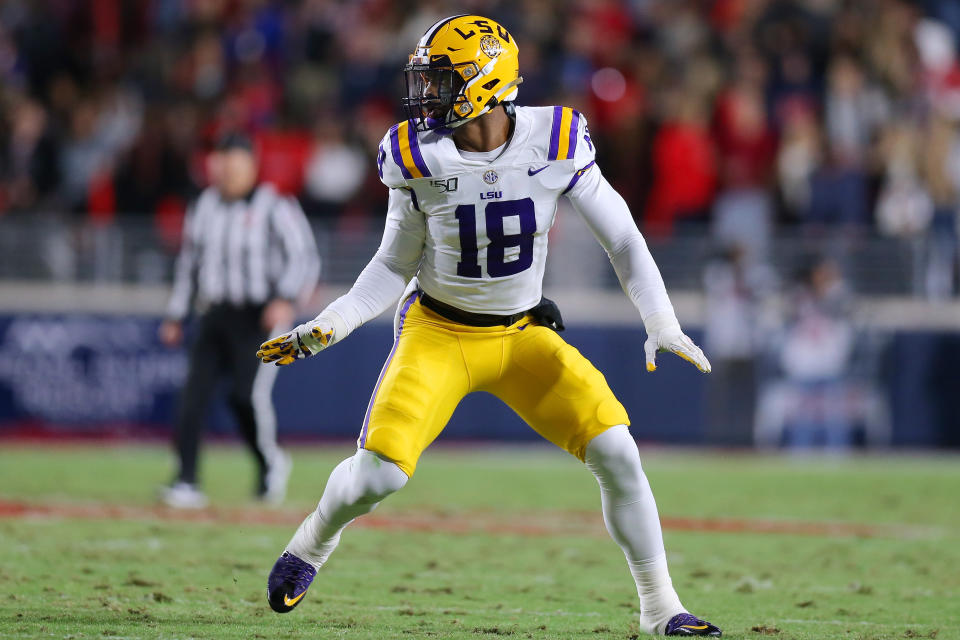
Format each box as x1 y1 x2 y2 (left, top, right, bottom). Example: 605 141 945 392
286 448 408 569
584 425 685 634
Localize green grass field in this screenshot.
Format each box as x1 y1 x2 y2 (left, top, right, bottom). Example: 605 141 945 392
1 443 958 640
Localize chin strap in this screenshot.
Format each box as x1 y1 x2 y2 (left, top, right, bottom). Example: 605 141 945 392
431 95 520 137
431 76 523 136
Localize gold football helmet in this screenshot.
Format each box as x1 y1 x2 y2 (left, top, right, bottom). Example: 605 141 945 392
403 14 522 133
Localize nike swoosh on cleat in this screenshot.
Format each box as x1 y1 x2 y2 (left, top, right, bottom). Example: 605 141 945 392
283 592 305 607
527 165 548 176
680 625 709 630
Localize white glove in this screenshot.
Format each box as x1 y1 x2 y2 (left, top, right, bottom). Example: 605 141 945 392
643 311 711 373
256 318 335 366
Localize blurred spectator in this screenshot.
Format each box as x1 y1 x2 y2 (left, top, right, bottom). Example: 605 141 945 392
918 112 960 298
711 77 776 259
301 121 367 219
755 256 890 450
824 55 889 166
644 87 717 235
780 258 856 449
702 245 775 446
776 104 820 221
755 257 856 450
0 97 60 212
0 0 955 303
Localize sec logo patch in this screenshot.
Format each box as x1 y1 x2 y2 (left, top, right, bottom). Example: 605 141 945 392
483 170 499 184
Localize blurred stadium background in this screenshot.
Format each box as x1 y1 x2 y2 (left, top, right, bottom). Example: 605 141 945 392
2 2 960 639
0 0 958 448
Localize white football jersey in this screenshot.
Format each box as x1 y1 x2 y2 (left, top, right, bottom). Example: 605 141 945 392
377 105 596 315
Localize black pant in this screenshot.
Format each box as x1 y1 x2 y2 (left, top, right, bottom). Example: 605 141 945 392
174 304 278 490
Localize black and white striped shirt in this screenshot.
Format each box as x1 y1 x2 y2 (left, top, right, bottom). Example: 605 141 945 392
166 184 320 319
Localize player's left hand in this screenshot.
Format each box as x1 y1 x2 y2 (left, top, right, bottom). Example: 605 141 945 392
643 313 711 373
256 319 334 366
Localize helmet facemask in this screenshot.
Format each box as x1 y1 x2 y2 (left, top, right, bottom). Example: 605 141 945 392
402 56 473 133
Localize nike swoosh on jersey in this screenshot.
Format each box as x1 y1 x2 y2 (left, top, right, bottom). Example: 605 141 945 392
283 592 306 607
527 165 548 176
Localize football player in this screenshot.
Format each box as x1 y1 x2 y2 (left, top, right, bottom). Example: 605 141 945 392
258 14 721 637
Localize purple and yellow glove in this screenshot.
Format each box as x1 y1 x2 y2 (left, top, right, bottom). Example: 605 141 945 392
257 320 335 366
643 311 711 373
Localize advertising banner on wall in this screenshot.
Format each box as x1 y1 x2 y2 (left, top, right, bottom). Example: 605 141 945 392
0 313 956 447
0 315 186 431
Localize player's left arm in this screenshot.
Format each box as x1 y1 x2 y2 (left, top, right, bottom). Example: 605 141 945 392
563 116 710 373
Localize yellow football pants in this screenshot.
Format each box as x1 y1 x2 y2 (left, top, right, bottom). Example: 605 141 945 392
358 294 630 476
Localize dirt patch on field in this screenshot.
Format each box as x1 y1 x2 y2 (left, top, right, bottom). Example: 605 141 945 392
0 499 937 540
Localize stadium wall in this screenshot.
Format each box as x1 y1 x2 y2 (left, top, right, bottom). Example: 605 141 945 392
0 296 957 447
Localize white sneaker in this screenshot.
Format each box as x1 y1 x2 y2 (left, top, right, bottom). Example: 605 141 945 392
159 482 209 509
262 451 292 504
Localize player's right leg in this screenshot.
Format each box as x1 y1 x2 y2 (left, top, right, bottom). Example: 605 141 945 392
267 294 470 613
267 448 409 611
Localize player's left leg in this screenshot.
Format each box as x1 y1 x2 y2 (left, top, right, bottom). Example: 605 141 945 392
225 305 289 501
489 325 721 637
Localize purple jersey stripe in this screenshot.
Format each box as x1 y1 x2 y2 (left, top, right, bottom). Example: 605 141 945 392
561 160 596 195
406 121 431 177
389 125 413 180
566 110 580 160
547 106 563 161
358 292 419 448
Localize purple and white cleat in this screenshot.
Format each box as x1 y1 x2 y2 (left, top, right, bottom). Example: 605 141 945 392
664 612 722 636
267 551 317 613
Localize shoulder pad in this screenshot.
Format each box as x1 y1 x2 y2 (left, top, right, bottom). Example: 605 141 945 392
377 120 433 188
545 106 594 165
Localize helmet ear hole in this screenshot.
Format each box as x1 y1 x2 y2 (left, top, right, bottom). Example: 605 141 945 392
481 79 499 91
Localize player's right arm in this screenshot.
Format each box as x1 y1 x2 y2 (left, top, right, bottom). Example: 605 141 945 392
257 184 425 366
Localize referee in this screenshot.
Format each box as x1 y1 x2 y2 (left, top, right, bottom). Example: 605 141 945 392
159 133 320 508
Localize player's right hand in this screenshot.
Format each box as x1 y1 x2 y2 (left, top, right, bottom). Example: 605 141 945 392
256 320 334 366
